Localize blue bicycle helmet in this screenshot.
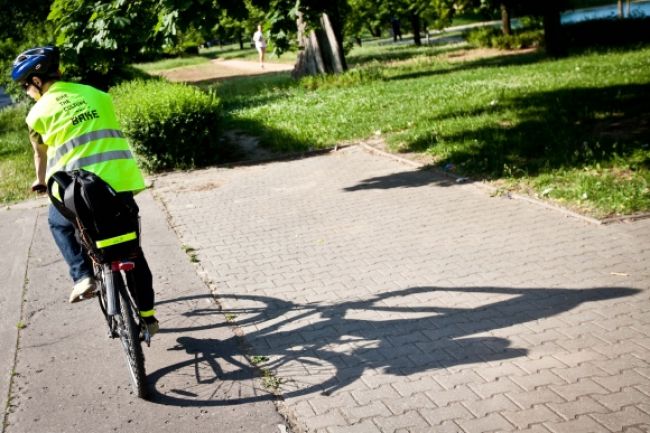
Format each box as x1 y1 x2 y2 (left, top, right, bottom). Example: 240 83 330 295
11 46 60 84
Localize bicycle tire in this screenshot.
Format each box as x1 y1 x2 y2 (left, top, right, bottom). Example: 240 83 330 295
114 273 147 398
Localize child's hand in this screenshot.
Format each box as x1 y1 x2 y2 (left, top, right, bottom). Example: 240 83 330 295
31 181 47 194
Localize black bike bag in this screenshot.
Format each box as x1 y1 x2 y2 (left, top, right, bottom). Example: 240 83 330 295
47 169 140 263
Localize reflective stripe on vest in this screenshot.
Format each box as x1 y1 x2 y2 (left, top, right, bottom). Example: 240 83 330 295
54 149 135 175
49 129 125 168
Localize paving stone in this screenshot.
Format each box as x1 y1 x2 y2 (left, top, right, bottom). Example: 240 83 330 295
328 420 382 433
456 412 515 433
418 402 474 426
591 406 650 432
502 405 562 429
339 401 390 424
516 356 569 374
544 415 611 433
433 370 486 390
371 411 430 432
551 364 611 383
383 393 435 416
353 384 401 406
310 392 358 415
396 421 463 433
152 146 650 433
469 377 525 399
550 379 611 401
424 385 480 407
507 388 567 409
592 387 650 411
592 370 650 393
547 396 609 420
510 370 568 391
461 393 519 417
392 377 444 397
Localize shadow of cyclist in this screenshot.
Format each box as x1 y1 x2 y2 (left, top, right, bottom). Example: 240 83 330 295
148 285 639 405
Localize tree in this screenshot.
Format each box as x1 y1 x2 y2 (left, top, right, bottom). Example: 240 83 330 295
617 0 631 18
292 1 349 77
389 0 456 46
528 0 567 57
500 1 513 35
0 0 51 41
47 0 260 86
346 0 391 43
461 0 568 56
48 0 166 87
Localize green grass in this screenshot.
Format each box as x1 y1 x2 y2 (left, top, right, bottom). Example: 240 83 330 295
0 104 37 204
213 43 650 218
201 45 296 64
2 40 649 218
133 45 296 75
133 56 211 74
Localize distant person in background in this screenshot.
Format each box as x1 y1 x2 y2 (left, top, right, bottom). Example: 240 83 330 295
253 24 267 68
391 16 402 42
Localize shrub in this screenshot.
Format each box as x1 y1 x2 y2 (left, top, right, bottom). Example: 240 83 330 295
110 79 223 172
466 26 500 47
466 26 543 50
299 63 385 90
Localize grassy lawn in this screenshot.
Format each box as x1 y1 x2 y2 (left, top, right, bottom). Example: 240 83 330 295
1 39 648 219
0 104 37 204
214 43 650 218
133 45 296 75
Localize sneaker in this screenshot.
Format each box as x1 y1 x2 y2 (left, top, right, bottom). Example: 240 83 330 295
143 317 159 338
69 276 96 303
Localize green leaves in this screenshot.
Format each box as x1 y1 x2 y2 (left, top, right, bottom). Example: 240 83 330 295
48 0 166 85
111 79 223 172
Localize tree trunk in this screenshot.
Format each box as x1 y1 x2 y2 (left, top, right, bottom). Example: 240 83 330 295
292 12 345 78
320 13 345 73
501 2 512 35
618 0 623 18
410 13 421 46
543 4 566 57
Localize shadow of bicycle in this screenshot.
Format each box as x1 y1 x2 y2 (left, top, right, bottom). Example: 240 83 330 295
147 285 639 406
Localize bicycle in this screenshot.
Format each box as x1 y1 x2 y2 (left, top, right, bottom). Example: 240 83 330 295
46 170 152 399
93 258 152 398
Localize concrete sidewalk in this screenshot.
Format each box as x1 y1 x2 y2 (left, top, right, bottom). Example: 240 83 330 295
153 145 650 433
1 192 287 433
2 144 649 433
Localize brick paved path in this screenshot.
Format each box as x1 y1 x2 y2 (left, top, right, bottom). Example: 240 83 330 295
153 146 650 433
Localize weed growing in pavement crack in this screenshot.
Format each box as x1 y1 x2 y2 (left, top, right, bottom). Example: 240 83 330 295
261 368 282 390
251 355 270 365
181 244 199 263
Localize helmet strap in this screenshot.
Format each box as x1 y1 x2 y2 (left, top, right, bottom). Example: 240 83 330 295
29 77 44 97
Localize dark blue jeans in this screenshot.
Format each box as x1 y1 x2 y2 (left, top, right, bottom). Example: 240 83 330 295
48 204 93 282
47 200 155 313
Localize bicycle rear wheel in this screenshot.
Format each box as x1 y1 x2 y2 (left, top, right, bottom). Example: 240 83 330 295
113 272 147 398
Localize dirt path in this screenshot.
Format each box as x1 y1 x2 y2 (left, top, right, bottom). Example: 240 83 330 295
159 59 294 83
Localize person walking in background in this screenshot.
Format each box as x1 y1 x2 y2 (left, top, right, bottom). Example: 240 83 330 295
391 16 402 42
253 23 267 68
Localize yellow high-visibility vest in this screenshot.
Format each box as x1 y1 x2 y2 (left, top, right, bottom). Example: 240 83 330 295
26 81 145 193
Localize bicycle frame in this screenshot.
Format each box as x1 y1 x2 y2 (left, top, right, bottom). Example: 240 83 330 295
96 261 152 346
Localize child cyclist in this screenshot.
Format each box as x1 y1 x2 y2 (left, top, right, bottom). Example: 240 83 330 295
12 46 158 336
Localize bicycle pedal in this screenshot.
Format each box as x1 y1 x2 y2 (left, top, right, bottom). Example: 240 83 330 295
141 330 152 347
